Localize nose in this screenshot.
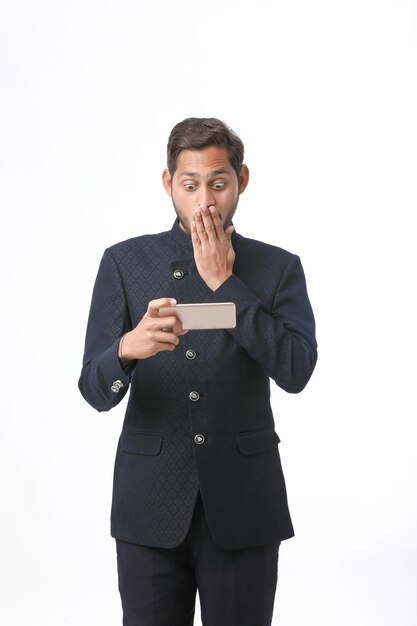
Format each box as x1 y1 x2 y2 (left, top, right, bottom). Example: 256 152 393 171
197 185 215 209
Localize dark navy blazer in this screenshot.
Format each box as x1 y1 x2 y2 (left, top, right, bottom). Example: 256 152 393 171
79 220 317 549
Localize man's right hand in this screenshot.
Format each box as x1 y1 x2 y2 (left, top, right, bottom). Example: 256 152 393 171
120 298 187 361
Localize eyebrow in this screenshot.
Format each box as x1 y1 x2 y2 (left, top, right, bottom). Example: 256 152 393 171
179 169 231 178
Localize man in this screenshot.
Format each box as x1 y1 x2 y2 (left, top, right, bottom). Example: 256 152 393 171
79 117 317 626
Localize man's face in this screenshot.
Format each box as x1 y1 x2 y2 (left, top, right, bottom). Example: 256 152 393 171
162 146 249 235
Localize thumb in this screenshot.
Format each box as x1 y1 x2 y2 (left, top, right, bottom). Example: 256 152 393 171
224 225 235 240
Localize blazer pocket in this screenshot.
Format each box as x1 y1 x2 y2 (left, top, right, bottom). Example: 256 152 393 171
121 432 162 456
236 428 280 456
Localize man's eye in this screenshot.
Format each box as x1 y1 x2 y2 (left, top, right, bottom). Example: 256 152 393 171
184 184 196 191
213 182 226 190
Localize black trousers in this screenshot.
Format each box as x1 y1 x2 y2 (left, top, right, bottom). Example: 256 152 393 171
116 492 280 626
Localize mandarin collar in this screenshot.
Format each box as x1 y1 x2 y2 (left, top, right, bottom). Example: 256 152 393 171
170 219 194 255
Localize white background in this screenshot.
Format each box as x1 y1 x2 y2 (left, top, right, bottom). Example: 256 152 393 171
1 1 416 624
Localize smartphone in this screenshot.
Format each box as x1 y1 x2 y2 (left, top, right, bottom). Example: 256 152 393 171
158 302 236 330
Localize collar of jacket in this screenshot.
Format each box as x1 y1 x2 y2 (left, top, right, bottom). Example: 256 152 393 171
170 219 194 256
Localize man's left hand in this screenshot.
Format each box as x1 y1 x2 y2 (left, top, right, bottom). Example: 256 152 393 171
191 205 235 291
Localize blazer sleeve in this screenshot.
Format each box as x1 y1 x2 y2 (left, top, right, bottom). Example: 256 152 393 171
211 254 317 393
78 248 134 412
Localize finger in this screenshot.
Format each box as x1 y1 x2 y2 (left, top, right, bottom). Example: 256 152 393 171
155 315 178 333
224 224 235 241
200 205 217 243
153 341 177 354
208 206 227 240
172 319 188 335
192 214 207 253
160 328 189 337
157 317 188 335
146 298 177 318
190 216 201 247
154 330 180 345
194 210 208 238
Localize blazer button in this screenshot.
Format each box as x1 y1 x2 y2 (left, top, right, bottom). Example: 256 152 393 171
173 269 184 279
189 391 200 402
194 434 205 445
111 380 124 393
186 349 196 360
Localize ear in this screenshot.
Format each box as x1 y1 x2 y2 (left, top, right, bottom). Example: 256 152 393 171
162 169 172 197
238 165 249 194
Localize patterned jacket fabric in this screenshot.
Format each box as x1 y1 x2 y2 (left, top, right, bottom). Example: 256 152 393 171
79 219 317 549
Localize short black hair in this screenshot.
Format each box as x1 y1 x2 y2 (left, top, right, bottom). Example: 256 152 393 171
167 117 244 177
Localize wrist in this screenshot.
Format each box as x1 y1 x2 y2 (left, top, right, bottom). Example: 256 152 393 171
118 333 132 366
207 272 232 292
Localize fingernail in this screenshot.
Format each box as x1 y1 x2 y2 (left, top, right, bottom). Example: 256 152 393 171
170 299 177 305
